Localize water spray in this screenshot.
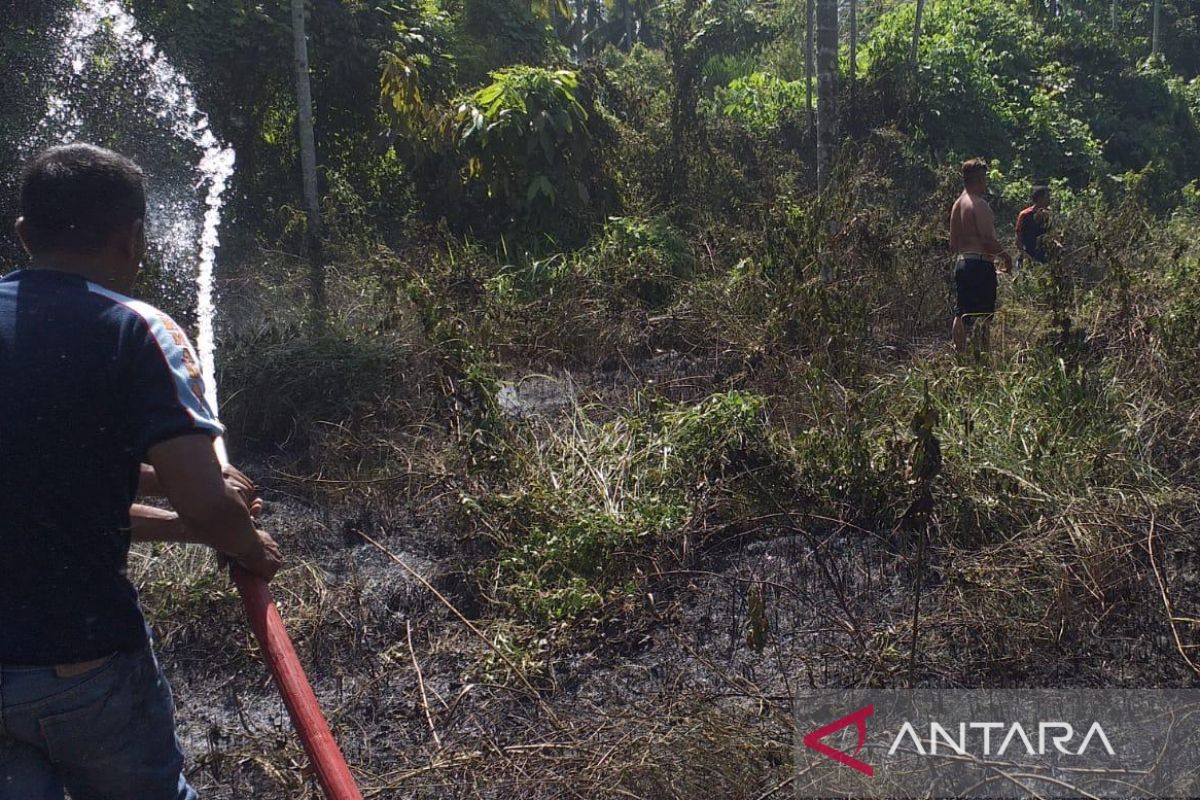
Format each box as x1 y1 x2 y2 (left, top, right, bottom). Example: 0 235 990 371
36 4 363 797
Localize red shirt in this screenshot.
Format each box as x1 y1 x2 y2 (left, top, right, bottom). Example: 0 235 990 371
1016 205 1048 263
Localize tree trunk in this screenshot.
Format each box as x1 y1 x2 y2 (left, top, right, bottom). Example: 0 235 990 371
665 0 702 203
816 0 838 191
1049 0 1058 18
1152 0 1161 55
911 0 925 65
1110 0 1117 30
805 0 814 134
576 0 586 60
621 0 633 50
849 0 857 109
291 0 323 313
591 0 604 48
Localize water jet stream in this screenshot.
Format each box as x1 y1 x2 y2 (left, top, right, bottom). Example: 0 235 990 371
33 0 234 420
33 4 362 797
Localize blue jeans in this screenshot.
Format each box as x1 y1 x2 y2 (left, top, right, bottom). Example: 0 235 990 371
0 643 197 800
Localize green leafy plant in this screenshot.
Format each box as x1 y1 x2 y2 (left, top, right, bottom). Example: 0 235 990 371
713 71 805 133
480 391 797 623
455 66 593 230
583 215 694 309
860 0 1200 191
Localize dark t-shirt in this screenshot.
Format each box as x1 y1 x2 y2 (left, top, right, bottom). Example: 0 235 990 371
0 268 223 664
1016 205 1049 263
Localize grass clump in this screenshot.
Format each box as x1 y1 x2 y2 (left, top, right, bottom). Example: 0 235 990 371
476 391 796 623
582 215 694 311
912 351 1164 538
217 309 448 502
464 215 696 365
220 322 415 446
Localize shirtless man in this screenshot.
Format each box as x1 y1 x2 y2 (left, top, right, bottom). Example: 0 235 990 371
949 158 1012 353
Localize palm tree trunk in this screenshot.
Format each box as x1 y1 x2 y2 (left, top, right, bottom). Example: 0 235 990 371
1152 0 1161 55
911 0 925 65
291 0 323 312
805 0 815 133
816 0 838 191
591 0 604 46
849 0 858 108
575 0 585 60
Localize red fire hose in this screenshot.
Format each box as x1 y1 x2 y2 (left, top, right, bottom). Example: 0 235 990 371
213 434 360 798
232 565 364 800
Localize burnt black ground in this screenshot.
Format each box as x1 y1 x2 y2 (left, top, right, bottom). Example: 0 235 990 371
146 445 1200 799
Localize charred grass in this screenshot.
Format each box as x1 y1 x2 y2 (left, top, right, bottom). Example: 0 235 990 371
130 180 1200 798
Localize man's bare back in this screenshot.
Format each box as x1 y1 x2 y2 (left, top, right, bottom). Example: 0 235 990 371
949 189 1003 259
949 159 1013 353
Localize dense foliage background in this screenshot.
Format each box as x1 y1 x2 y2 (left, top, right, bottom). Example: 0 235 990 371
4 0 1198 251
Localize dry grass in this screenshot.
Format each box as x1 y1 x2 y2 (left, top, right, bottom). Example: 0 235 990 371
131 181 1200 798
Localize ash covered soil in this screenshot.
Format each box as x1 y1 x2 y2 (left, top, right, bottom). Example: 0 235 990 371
139 363 1200 800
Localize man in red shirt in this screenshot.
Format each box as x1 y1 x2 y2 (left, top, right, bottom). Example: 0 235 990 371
1016 186 1052 268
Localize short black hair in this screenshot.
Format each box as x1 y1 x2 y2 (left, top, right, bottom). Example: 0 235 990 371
19 144 146 255
1031 185 1051 203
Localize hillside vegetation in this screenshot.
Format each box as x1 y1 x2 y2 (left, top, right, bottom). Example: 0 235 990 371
3 0 1200 797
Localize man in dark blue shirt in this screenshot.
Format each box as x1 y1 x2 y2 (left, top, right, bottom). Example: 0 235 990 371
0 144 282 799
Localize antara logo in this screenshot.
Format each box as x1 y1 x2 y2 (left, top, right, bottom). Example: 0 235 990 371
803 705 875 776
887 721 1115 757
802 706 1117 778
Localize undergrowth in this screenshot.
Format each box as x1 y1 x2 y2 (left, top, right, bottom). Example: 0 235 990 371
474 390 794 623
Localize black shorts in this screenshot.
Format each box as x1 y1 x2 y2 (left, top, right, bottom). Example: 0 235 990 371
954 257 997 326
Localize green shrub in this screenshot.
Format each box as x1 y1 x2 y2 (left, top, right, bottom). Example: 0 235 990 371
1155 216 1200 358
712 71 806 133
583 215 694 309
478 391 796 622
861 0 1200 192
468 215 696 366
455 66 600 237
455 0 560 85
219 322 418 448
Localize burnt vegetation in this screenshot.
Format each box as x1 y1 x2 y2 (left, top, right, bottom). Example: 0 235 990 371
4 0 1200 797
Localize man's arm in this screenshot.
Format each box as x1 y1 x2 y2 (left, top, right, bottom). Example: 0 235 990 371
140 461 263 515
147 435 282 580
131 503 195 544
132 487 264 544
949 202 960 253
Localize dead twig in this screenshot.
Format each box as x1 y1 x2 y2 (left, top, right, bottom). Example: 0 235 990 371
908 520 926 683
1147 514 1200 678
407 620 442 750
355 529 564 727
